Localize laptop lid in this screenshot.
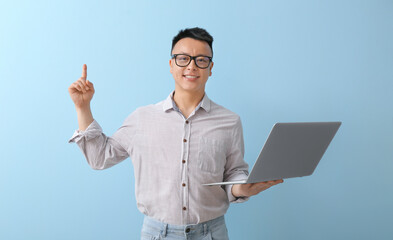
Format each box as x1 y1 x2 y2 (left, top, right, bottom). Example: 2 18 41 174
203 122 341 186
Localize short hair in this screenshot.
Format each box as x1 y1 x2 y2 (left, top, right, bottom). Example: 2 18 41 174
171 27 214 57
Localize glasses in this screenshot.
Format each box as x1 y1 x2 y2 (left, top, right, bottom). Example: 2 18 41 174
171 54 212 69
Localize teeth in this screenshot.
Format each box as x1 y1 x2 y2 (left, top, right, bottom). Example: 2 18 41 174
185 75 198 78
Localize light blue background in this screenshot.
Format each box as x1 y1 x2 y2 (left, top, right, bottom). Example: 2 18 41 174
0 0 392 239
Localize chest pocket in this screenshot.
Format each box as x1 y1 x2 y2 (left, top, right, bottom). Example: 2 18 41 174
197 137 226 174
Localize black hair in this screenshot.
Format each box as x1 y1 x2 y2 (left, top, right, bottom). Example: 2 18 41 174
171 27 214 57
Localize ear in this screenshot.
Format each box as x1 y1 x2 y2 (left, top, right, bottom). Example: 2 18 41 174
209 61 214 76
169 59 173 74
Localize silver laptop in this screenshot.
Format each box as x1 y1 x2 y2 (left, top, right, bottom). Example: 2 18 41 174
203 122 341 186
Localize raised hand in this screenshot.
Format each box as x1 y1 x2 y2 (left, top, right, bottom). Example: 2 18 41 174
68 64 95 109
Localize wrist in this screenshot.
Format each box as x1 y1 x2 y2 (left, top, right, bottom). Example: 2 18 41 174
75 105 94 131
75 104 91 113
231 184 247 198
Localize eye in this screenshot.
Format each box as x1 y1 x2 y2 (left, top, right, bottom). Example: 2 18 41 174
177 55 190 61
197 57 209 63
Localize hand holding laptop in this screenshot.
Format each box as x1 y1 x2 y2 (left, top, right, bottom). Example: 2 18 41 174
232 179 284 198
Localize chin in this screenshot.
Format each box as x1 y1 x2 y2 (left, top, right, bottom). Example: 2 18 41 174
178 84 204 93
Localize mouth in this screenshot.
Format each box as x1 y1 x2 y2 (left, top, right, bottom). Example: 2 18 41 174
183 75 199 80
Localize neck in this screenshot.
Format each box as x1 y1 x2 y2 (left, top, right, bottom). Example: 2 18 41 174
173 89 205 118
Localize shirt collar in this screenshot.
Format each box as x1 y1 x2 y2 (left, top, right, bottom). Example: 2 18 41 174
162 90 211 113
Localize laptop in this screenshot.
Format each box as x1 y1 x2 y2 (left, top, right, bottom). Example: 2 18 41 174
203 122 341 186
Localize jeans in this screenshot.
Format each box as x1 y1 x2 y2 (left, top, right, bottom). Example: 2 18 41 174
141 215 230 240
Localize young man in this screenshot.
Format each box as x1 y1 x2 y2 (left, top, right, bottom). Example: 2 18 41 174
68 27 283 240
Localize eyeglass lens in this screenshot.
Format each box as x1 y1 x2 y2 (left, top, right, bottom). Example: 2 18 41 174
175 55 210 68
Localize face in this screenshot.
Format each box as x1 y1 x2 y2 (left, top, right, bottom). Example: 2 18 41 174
169 37 214 95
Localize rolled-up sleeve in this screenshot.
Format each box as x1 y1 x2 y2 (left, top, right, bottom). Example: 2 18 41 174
68 117 133 170
223 116 250 203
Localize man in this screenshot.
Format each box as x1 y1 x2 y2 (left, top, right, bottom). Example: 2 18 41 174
68 27 283 240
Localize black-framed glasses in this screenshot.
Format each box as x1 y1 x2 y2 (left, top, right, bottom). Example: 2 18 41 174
171 54 212 69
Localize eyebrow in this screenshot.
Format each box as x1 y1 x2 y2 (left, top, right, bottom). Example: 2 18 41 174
176 52 212 57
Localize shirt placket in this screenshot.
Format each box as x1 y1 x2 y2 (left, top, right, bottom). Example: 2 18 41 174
181 117 191 224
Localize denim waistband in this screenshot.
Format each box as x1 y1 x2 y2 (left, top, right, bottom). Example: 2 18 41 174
142 215 225 237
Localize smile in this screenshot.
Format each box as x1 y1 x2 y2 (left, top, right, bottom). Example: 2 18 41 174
183 75 199 79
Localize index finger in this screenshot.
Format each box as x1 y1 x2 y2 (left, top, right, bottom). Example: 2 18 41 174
81 64 87 79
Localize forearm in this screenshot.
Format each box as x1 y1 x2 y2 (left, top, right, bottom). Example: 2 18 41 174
76 105 94 131
69 119 129 170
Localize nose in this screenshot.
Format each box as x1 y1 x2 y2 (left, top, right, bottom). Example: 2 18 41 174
187 58 198 71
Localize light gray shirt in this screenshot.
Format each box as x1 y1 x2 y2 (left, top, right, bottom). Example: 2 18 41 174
69 91 249 225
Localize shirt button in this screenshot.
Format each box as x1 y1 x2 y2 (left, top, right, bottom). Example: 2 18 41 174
183 207 187 211
182 183 186 187
183 139 187 142
182 160 186 164
185 228 190 233
185 120 189 124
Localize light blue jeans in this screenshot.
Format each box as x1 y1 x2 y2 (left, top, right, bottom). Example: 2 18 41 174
141 215 230 240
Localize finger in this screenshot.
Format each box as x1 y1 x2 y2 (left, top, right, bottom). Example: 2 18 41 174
82 80 90 91
76 80 86 93
267 181 278 186
86 80 93 90
71 82 82 92
249 182 263 188
271 179 283 184
267 180 283 187
254 184 271 193
81 64 87 79
77 78 88 86
68 84 78 93
251 182 270 191
77 76 90 91
256 181 270 186
77 77 86 84
78 78 90 91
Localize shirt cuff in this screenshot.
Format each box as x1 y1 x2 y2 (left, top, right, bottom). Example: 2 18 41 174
68 119 102 143
224 171 250 203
